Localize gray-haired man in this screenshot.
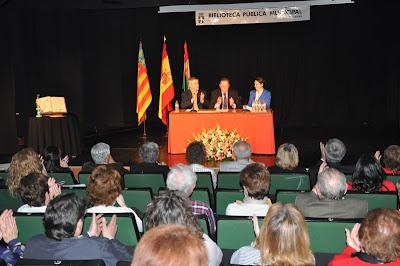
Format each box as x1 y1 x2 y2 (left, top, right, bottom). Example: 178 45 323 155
219 140 253 172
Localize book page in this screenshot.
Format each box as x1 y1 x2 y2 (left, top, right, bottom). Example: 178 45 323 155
50 97 67 113
36 96 53 113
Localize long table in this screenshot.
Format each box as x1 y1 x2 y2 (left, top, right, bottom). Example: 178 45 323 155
168 109 275 154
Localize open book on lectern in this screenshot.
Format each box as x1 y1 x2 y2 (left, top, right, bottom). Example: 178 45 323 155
36 96 68 116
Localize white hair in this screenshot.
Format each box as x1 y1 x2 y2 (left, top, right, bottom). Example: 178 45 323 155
166 164 197 195
317 168 347 200
90 142 110 164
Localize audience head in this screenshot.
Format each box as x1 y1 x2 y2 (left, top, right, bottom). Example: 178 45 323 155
383 145 400 172
316 168 347 200
254 77 265 91
139 142 160 164
233 140 251 160
145 190 202 238
131 224 208 266
44 193 87 241
219 77 230 93
325 138 347 164
186 141 207 165
42 146 62 172
188 77 199 94
19 172 48 207
90 142 110 165
8 147 44 197
275 143 299 170
240 163 270 200
166 164 197 195
358 208 400 263
352 154 385 193
256 203 315 266
87 165 122 206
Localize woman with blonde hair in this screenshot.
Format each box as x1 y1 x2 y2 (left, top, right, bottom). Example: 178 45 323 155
231 203 315 266
268 143 307 174
7 148 47 197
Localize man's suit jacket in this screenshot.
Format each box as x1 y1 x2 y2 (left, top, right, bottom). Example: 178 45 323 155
180 90 209 109
131 162 170 179
295 192 368 219
309 160 355 186
210 89 242 109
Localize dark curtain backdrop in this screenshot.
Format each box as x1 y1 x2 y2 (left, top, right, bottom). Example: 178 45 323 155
1 1 400 153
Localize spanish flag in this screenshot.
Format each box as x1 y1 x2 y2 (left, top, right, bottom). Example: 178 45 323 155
136 41 152 125
182 41 191 92
158 37 175 125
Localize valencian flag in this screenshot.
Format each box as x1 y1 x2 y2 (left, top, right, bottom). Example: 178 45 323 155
158 36 175 125
136 41 152 126
182 41 191 91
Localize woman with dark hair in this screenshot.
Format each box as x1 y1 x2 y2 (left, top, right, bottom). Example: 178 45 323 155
348 154 396 192
42 146 70 173
246 77 271 110
186 141 217 188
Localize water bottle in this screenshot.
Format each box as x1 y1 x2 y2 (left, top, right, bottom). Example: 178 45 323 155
175 100 179 112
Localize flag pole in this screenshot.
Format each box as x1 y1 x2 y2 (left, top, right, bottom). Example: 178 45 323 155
139 115 147 139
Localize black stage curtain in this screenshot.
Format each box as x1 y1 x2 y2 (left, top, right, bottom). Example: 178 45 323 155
0 1 399 147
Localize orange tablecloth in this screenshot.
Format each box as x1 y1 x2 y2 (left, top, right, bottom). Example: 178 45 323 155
168 109 275 154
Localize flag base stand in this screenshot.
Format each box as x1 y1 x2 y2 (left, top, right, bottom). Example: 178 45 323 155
139 120 148 140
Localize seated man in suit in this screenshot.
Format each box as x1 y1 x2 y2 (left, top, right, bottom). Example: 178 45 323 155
180 77 208 110
131 142 169 178
210 77 241 110
295 166 368 219
219 140 254 172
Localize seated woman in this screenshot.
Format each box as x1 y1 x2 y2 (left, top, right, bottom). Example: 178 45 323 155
246 77 271 110
268 143 307 174
329 208 400 265
382 145 400 175
132 224 208 266
86 165 143 232
7 147 47 197
226 163 272 217
348 154 396 192
42 146 71 173
186 141 217 188
145 190 222 266
0 209 24 266
17 173 60 213
231 203 315 265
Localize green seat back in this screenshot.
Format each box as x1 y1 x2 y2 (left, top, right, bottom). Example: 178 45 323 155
196 172 214 195
346 192 398 210
217 172 241 189
216 189 243 215
123 173 165 194
78 172 91 185
61 187 88 200
196 214 210 236
0 171 9 183
275 190 308 204
269 174 310 195
386 175 400 184
191 188 211 208
84 213 139 246
307 219 360 253
15 213 45 244
122 188 153 214
0 188 23 210
49 172 75 185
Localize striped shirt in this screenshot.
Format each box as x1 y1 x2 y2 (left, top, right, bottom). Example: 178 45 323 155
192 200 216 236
231 245 261 265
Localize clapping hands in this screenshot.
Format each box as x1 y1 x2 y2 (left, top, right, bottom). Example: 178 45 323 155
87 213 118 240
0 209 18 243
45 177 61 205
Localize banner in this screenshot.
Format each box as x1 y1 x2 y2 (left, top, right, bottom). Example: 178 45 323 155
195 6 310 26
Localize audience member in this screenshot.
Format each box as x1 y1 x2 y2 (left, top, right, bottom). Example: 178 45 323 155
42 146 71 173
295 166 368 219
86 165 143 232
308 138 355 186
186 141 217 188
0 209 24 266
17 173 61 213
382 145 400 175
24 193 132 266
268 143 307 173
145 190 222 266
349 154 396 192
226 163 271 216
7 148 47 197
131 142 169 178
81 142 128 177
166 164 216 236
329 208 400 266
131 224 208 266
219 140 254 172
231 203 315 265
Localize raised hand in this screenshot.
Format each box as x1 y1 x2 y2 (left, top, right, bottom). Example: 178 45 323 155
374 150 381 162
88 213 103 237
60 155 69 168
216 96 222 105
345 223 361 252
0 209 18 243
102 214 117 240
229 97 235 107
200 92 205 104
252 214 260 238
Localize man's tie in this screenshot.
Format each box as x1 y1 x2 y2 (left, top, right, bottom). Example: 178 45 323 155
223 93 228 109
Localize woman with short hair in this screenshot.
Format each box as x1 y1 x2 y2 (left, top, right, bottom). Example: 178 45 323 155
382 145 400 175
268 143 307 174
42 146 71 173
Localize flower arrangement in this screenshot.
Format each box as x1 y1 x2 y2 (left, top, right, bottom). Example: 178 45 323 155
192 125 247 161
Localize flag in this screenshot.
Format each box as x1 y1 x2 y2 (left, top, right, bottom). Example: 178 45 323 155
158 37 175 125
182 41 191 91
136 41 152 125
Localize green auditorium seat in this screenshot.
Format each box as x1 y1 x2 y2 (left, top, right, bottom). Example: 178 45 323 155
386 175 400 184
61 187 88 200
122 188 153 214
346 191 398 210
123 173 165 194
275 190 309 204
217 172 241 189
269 173 310 196
15 213 45 244
191 188 212 209
216 189 243 215
49 172 76 185
196 172 215 196
78 172 91 185
0 188 23 210
83 213 140 246
0 171 9 183
306 218 361 253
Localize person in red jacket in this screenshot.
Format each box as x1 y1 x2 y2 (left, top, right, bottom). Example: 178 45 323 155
329 208 400 266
